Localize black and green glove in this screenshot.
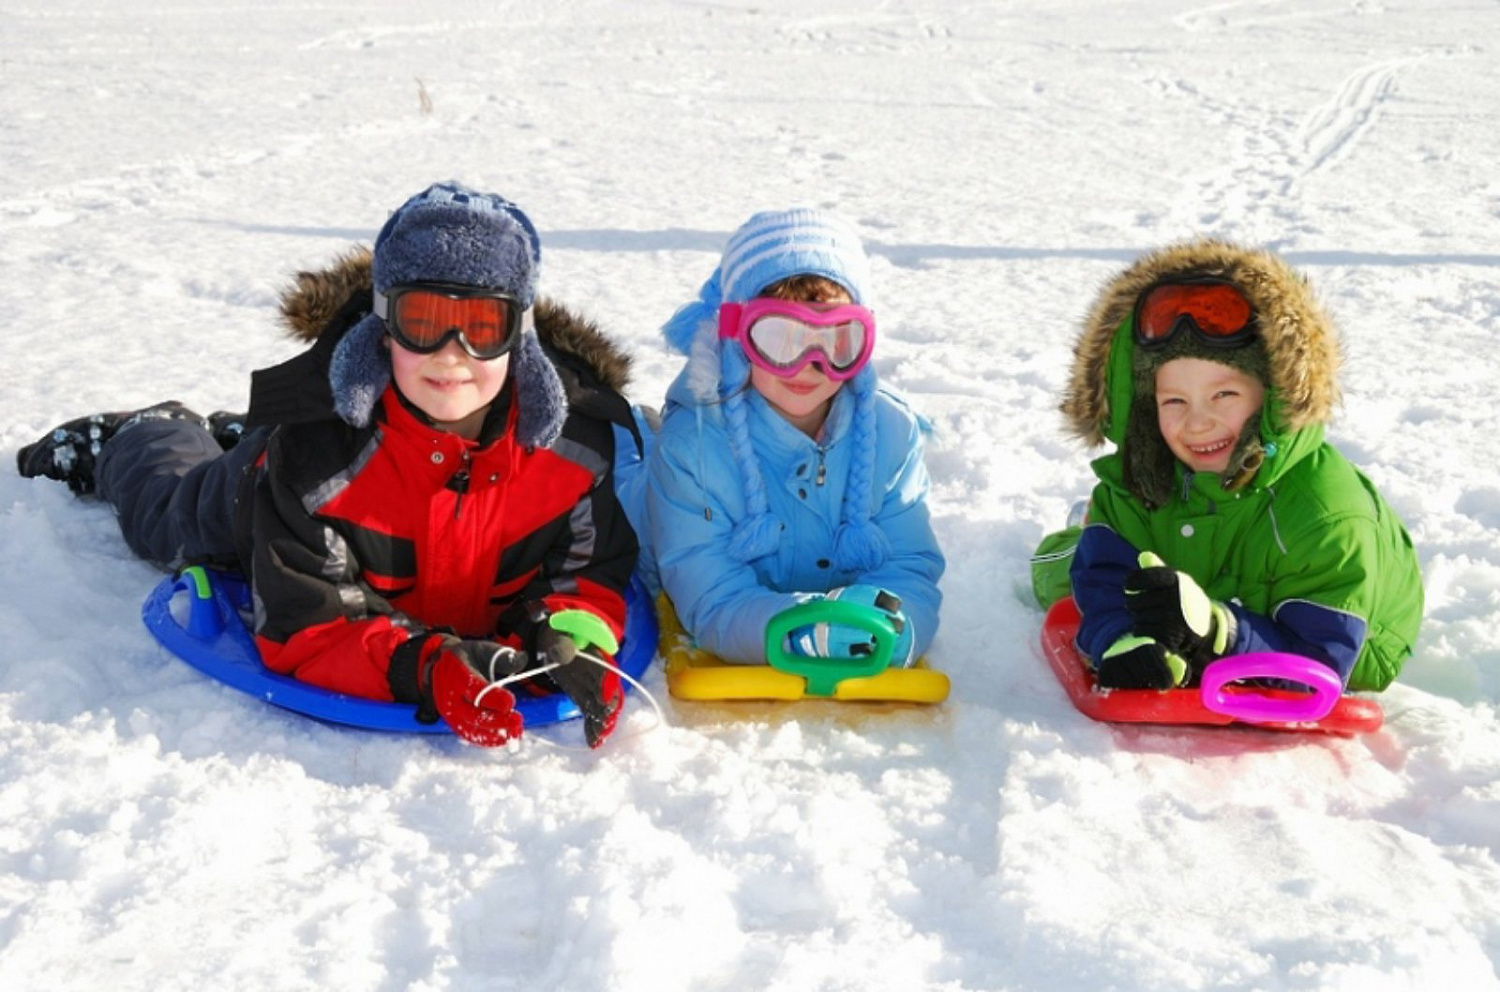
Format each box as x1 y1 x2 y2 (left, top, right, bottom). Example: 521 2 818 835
1123 551 1236 667
1097 634 1190 690
536 615 623 749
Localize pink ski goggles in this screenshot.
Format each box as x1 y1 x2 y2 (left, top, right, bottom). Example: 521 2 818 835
718 299 876 381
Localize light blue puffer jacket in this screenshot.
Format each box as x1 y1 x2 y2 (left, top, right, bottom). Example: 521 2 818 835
642 368 945 664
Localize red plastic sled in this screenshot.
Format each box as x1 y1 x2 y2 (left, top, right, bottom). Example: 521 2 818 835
1041 597 1384 736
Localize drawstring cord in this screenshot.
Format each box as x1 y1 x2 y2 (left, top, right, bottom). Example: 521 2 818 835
472 650 665 751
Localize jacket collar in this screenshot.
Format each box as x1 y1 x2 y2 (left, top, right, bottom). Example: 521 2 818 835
375 388 524 485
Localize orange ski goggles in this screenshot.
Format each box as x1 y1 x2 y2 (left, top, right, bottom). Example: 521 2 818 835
1134 280 1256 351
374 283 524 360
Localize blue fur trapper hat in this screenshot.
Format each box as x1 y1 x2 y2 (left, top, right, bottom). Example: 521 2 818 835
372 182 540 306
330 182 566 445
661 207 889 572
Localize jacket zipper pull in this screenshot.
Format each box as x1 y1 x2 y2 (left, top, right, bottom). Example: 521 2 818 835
449 454 471 519
816 449 827 487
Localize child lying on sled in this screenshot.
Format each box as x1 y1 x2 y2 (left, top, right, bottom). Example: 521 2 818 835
642 208 945 667
1038 239 1422 692
18 182 639 748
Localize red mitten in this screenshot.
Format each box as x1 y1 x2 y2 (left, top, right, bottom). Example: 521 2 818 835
423 640 527 747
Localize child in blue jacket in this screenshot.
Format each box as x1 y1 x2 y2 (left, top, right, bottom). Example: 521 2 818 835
643 209 945 665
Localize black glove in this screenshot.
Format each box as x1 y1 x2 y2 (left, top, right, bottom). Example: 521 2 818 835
1096 635 1189 690
1123 552 1235 667
538 624 623 749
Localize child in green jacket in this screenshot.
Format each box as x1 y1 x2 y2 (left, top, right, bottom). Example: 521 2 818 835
1044 240 1422 692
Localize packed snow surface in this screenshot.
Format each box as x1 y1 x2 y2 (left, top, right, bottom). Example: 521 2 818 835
2 2 1498 990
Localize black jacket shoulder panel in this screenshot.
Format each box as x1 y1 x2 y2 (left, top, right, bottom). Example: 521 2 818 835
268 417 369 498
247 292 372 430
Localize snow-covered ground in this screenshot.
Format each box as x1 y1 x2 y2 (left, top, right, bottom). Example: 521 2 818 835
2 2 1498 989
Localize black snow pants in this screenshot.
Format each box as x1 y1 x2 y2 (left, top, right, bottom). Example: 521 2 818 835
94 419 267 569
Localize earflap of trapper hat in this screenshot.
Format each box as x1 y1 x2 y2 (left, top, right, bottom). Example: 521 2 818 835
1121 390 1179 509
330 314 390 428
372 182 541 307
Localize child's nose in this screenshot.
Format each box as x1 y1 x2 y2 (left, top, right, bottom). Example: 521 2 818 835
432 337 469 362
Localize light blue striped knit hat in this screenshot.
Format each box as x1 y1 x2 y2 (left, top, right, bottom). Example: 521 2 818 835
661 208 889 571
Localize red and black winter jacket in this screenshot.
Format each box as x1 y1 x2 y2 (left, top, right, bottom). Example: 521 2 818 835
238 249 639 704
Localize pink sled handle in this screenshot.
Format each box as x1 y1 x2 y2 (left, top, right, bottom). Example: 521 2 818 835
1199 653 1342 724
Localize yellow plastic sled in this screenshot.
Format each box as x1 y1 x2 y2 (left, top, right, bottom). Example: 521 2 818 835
658 596 950 704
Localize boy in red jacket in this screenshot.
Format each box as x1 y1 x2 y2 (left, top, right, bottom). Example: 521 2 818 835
18 182 639 748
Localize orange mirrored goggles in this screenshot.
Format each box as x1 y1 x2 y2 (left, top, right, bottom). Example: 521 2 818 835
374 283 524 360
1134 280 1256 351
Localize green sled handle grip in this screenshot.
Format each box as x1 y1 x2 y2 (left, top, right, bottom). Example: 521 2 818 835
764 599 896 697
548 609 619 656
177 565 224 640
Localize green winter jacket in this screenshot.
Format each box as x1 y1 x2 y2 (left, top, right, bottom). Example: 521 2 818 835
1052 240 1423 691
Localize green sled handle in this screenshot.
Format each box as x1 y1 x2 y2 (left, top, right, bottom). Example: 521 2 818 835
549 609 619 656
764 599 895 697
178 565 224 639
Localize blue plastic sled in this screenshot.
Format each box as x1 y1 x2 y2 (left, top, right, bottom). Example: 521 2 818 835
142 566 658 733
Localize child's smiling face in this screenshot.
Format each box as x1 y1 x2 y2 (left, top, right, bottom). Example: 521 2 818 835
746 281 853 438
749 361 843 437
389 336 510 440
1154 357 1265 475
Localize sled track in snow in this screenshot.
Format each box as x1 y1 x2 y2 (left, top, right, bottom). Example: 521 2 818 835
1296 58 1417 176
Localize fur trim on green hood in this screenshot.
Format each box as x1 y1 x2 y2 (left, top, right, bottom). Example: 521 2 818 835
1060 239 1343 505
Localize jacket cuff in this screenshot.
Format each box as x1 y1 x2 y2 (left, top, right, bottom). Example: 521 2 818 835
388 632 443 703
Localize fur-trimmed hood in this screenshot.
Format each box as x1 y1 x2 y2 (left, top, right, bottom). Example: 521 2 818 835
1061 239 1342 449
248 247 633 447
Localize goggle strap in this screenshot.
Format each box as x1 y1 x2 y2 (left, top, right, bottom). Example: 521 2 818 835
717 303 743 339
